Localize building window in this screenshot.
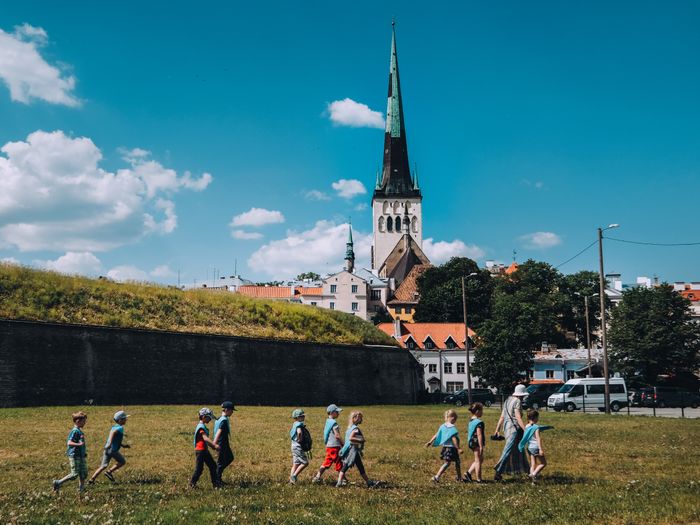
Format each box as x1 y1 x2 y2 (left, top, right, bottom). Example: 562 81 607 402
405 306 412 314
330 285 337 293
351 285 358 293
446 381 464 393
310 302 317 306
567 370 576 380
425 339 434 349
428 363 437 373
446 339 456 349
371 290 381 300
395 307 402 314
374 305 381 312
407 340 415 349
457 362 465 374
387 216 393 232
329 302 335 310
351 302 359 311
444 362 452 374
545 370 554 379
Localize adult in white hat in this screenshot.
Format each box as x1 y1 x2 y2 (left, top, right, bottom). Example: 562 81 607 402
492 384 529 481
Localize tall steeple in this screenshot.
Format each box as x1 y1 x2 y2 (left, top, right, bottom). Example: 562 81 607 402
374 22 420 198
344 221 355 273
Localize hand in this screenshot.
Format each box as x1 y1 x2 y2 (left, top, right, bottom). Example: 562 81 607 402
424 441 432 448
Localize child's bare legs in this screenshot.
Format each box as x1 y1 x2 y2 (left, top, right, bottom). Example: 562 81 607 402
434 461 450 480
107 460 125 476
292 463 307 477
531 454 546 478
468 451 483 481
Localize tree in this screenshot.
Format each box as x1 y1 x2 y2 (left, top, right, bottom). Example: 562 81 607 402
608 285 700 384
413 257 494 328
372 307 394 325
295 272 321 282
558 271 606 347
473 260 566 391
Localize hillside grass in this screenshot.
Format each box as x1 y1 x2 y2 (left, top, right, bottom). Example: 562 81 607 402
0 264 396 346
0 405 698 524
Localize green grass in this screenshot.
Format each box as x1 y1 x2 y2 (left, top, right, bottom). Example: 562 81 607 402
0 264 396 346
0 405 698 524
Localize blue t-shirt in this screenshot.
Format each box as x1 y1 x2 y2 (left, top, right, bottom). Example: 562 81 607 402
105 424 124 453
66 426 86 458
433 423 459 447
467 418 484 449
214 416 230 445
289 421 305 442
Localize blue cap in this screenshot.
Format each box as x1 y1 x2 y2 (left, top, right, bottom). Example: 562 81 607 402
326 404 343 414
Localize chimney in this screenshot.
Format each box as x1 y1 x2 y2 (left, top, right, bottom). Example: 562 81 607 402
393 318 402 339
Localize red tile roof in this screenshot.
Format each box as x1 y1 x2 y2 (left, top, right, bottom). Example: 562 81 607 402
680 289 699 302
388 264 431 304
377 322 476 350
505 262 519 275
299 287 323 296
237 286 299 299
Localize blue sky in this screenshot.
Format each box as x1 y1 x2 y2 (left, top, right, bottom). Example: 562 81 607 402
0 1 698 284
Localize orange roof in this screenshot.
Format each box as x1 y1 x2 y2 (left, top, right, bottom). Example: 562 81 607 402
505 262 519 275
388 264 431 304
300 287 323 296
377 322 476 350
237 285 299 299
680 289 700 302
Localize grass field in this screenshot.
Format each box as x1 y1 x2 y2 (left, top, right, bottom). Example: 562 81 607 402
1 405 698 524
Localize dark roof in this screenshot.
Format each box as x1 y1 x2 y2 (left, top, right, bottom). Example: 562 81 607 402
380 234 430 284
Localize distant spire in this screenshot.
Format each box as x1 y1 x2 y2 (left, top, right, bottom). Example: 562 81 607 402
375 169 381 190
374 22 419 199
413 164 420 190
345 221 355 273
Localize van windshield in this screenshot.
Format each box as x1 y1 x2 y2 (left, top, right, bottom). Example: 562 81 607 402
526 385 540 394
558 383 576 393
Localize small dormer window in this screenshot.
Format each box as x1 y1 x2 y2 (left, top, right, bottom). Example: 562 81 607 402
425 339 434 350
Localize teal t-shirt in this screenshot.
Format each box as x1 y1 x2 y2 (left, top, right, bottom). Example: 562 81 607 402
433 423 459 447
467 418 484 448
214 416 230 445
66 426 86 458
105 424 124 453
289 421 305 441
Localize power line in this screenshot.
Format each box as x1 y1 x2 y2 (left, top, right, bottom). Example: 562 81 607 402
555 239 598 269
606 237 700 247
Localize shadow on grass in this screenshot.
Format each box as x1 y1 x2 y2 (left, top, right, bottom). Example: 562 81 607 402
126 476 164 485
493 474 589 485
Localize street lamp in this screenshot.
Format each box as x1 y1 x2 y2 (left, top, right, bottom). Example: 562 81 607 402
574 291 599 378
462 272 478 404
598 223 619 414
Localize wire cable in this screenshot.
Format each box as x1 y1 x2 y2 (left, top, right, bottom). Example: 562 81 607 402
554 239 598 269
605 237 700 247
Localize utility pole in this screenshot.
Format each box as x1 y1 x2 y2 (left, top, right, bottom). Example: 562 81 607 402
584 295 592 378
462 272 477 405
598 224 618 414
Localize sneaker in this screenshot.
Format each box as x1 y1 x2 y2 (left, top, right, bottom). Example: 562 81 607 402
494 472 503 482
366 479 379 488
311 476 321 484
463 471 473 482
87 479 95 485
289 475 297 484
52 480 60 492
104 471 115 483
431 476 440 483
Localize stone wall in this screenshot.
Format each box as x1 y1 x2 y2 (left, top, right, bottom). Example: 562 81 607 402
0 319 423 407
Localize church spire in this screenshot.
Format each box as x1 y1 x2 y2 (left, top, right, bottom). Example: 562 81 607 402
344 221 355 273
374 22 420 198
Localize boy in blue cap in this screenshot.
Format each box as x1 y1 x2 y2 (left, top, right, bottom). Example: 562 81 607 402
213 401 236 485
53 411 88 493
189 408 221 489
312 404 344 483
88 410 130 484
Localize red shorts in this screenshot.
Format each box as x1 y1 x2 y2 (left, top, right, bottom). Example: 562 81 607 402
321 447 342 471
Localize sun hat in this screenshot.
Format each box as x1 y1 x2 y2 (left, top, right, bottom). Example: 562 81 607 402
291 409 305 418
326 404 343 414
199 408 215 419
512 384 529 397
113 410 129 422
221 401 237 411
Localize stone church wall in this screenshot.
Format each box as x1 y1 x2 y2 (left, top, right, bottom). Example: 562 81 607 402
0 319 423 407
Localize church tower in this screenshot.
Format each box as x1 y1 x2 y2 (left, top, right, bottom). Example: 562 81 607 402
371 23 425 277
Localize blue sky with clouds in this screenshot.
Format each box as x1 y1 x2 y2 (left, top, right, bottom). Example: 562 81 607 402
0 1 698 284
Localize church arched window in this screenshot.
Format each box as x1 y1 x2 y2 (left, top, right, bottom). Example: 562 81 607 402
382 201 390 214
386 216 393 232
403 216 410 231
411 216 418 233
378 216 385 233
393 201 400 214
405 201 411 214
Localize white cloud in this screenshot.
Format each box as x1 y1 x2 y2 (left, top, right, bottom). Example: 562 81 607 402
0 24 79 106
150 264 175 278
423 238 486 265
248 220 371 279
230 207 284 228
1 256 20 265
231 230 263 240
354 202 368 212
332 179 367 199
521 179 545 190
327 98 385 129
519 231 562 249
107 265 149 282
0 130 212 252
304 190 331 201
37 251 102 275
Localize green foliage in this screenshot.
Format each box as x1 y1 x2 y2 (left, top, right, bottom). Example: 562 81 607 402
0 264 396 346
473 260 566 392
295 272 321 281
608 285 700 383
372 307 394 325
558 271 607 347
413 257 494 327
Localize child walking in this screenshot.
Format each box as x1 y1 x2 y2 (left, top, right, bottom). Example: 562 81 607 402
53 411 89 493
289 409 310 484
189 408 221 489
464 402 485 482
213 401 236 485
425 409 462 483
337 411 377 488
312 404 344 483
88 410 130 484
518 409 553 483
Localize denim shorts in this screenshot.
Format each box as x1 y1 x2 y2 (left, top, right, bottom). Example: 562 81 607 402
100 449 126 467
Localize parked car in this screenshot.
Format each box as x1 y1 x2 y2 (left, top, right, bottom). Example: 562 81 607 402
548 377 628 412
443 388 495 407
641 386 700 408
522 382 563 410
629 387 653 407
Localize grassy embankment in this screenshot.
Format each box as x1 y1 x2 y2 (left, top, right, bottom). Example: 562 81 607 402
0 405 698 524
0 264 395 346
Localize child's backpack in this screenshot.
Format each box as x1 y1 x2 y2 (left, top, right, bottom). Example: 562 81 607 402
299 426 313 452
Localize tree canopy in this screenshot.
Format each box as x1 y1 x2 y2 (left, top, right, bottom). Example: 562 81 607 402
295 272 321 282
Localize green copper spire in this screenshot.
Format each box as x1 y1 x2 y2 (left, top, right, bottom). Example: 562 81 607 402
344 221 355 272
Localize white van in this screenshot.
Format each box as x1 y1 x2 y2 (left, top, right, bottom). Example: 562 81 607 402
547 377 628 412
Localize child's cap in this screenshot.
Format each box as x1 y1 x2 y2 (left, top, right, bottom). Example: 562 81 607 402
326 404 343 414
221 401 237 411
291 409 305 418
113 410 129 422
199 408 215 420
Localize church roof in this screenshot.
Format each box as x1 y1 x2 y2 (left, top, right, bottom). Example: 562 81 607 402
388 263 431 305
374 23 420 199
380 233 430 284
